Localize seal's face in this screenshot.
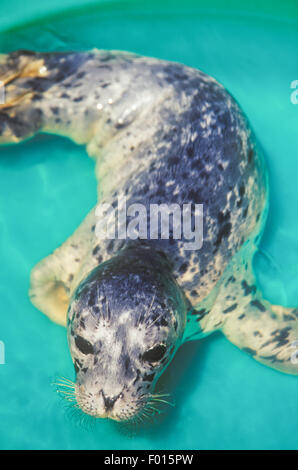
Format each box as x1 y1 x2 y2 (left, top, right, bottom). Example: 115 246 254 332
66 249 187 422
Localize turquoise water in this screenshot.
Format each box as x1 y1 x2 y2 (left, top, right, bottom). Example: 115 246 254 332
0 0 298 450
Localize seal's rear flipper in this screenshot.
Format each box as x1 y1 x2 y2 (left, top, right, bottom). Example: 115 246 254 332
0 49 95 144
0 51 46 143
198 243 298 375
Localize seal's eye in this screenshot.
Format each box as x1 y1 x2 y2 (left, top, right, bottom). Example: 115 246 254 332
142 344 167 363
75 335 94 355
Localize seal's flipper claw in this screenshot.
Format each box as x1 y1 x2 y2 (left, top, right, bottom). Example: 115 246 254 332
0 49 94 144
0 51 47 143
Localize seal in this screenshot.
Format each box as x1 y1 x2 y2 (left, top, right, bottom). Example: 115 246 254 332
1 49 297 422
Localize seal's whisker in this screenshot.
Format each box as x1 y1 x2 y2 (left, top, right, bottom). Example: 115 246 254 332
59 396 77 403
125 405 151 426
149 397 175 407
55 376 76 387
90 305 100 329
64 401 96 431
105 296 111 322
56 392 77 401
150 393 171 398
56 387 77 401
54 378 92 410
145 403 160 414
61 398 77 404
142 406 156 417
58 376 75 385
141 410 153 421
55 381 75 389
139 292 156 327
146 310 164 329
136 410 148 423
54 382 75 390
56 389 76 396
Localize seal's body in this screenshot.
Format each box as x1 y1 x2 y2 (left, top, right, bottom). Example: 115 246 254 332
1 50 297 421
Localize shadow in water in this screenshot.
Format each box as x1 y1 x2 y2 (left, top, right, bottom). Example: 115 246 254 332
0 133 86 169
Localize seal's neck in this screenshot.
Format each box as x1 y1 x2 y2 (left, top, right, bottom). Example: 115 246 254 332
73 241 189 338
115 242 174 275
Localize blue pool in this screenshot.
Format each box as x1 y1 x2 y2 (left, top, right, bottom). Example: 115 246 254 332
0 0 297 450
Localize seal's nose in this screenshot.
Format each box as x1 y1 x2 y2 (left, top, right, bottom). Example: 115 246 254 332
102 392 119 411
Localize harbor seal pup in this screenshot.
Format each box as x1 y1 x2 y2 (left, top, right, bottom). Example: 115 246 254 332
1 49 297 422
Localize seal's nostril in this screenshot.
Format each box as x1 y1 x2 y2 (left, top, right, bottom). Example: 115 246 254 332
102 392 118 411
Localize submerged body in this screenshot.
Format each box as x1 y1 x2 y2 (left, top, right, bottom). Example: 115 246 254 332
0 50 297 421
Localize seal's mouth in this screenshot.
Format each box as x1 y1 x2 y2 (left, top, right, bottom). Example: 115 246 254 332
55 376 174 424
93 411 121 421
76 392 175 424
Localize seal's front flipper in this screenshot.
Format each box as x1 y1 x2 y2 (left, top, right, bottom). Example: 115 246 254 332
223 300 298 374
30 209 97 326
203 243 298 375
222 297 298 375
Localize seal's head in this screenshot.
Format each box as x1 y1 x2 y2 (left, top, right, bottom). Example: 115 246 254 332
66 245 188 422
